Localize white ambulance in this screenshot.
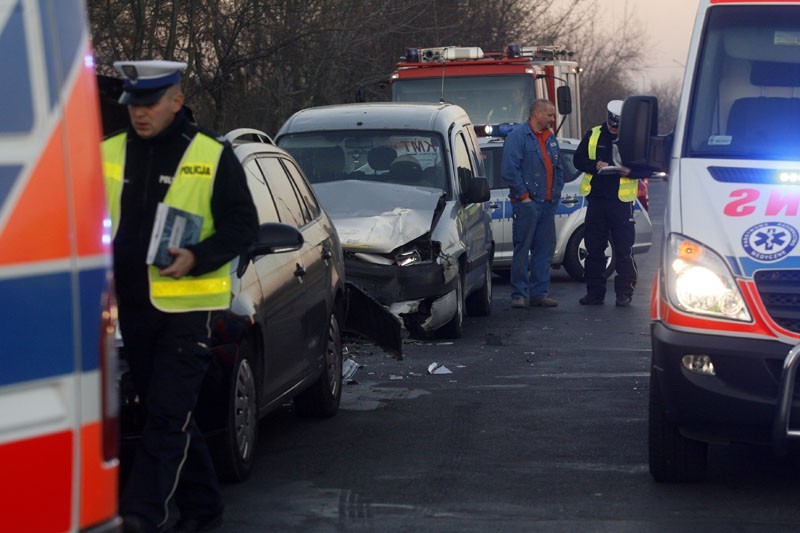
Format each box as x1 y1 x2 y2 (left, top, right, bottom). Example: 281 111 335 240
617 0 800 482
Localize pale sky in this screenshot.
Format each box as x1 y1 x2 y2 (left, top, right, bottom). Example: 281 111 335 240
558 0 700 89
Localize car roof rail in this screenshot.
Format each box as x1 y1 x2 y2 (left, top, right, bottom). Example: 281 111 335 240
224 128 274 146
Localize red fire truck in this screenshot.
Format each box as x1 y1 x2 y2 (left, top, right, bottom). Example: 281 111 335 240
0 1 121 531
390 44 582 138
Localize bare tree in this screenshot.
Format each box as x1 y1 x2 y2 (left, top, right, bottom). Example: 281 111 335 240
648 78 681 134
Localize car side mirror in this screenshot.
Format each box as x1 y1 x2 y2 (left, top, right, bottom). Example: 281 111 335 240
556 86 572 116
236 223 304 278
616 96 670 174
464 177 490 204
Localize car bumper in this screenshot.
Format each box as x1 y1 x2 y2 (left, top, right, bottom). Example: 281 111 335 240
651 322 800 450
344 258 457 334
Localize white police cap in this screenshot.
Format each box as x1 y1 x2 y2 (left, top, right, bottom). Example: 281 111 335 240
113 60 187 106
606 99 623 128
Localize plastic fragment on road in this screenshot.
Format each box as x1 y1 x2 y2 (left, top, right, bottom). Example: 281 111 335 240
428 362 453 374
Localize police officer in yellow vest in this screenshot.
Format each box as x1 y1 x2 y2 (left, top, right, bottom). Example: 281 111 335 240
573 100 640 307
102 60 257 533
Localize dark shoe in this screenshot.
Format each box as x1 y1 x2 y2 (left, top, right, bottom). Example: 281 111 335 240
615 295 632 307
530 296 558 307
511 297 527 308
579 295 604 305
170 513 223 532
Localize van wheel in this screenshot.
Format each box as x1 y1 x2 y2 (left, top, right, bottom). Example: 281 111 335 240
648 372 708 482
563 226 615 281
294 313 343 417
212 339 258 482
465 260 492 317
437 270 463 338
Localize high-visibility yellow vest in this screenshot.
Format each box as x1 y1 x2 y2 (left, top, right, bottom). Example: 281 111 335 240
579 125 638 201
102 132 232 312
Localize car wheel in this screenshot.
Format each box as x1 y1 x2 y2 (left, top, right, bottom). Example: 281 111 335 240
465 260 492 317
293 312 343 418
563 225 615 281
648 372 708 482
436 270 463 338
212 339 258 483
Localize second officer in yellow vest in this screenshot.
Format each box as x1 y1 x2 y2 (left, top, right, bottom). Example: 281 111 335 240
573 99 641 307
102 60 257 533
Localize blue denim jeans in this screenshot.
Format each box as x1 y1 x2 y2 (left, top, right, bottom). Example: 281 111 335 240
510 200 556 300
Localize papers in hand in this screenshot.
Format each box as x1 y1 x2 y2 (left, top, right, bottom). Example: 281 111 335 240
597 165 630 175
146 202 203 268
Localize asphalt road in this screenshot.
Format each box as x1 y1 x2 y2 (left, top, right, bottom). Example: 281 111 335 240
218 180 800 532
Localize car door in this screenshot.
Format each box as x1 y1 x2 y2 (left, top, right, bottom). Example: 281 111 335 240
452 127 492 291
241 155 305 403
482 142 512 267
258 156 330 383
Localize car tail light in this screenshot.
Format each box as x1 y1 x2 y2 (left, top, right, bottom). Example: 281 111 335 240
99 274 120 462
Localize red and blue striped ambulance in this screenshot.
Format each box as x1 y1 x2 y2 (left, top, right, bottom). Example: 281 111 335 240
0 1 120 530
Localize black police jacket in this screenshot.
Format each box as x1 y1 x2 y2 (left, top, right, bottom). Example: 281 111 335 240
111 109 258 308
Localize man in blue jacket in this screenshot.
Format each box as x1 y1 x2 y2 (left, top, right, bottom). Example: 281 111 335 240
501 98 564 308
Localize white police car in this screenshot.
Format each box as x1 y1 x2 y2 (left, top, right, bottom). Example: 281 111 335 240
481 135 652 280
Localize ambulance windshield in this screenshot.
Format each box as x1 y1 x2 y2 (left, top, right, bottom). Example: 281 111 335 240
686 5 800 161
392 75 534 125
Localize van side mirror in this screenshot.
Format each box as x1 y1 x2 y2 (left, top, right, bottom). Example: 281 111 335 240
616 96 670 174
465 177 490 203
556 86 572 116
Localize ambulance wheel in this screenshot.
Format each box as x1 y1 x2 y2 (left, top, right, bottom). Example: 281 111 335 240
563 226 615 281
648 372 708 482
294 312 343 417
465 259 492 317
213 339 258 482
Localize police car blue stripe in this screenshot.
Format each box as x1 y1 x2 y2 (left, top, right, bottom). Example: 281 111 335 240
38 0 86 110
0 1 34 133
0 267 106 386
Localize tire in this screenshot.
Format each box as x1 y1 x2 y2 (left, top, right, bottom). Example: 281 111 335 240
563 225 615 281
293 313 343 418
437 270 464 338
648 372 708 482
212 339 258 483
465 260 492 317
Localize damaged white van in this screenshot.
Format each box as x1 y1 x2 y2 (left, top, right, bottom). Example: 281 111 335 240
617 0 800 482
276 103 494 339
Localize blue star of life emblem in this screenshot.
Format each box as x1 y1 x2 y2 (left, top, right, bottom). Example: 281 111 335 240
741 222 799 262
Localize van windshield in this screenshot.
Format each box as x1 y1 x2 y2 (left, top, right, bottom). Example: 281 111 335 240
686 5 800 161
277 131 449 192
392 75 534 125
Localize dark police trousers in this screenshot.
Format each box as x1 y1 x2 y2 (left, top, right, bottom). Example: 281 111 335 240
119 305 223 531
583 197 637 300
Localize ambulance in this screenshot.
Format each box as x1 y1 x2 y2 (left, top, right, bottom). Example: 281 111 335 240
0 0 121 530
616 0 800 481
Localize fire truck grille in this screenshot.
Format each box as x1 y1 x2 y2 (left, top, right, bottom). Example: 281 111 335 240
753 270 800 334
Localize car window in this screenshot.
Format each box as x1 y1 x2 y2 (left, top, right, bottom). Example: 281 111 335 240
242 158 280 223
277 130 449 193
283 158 320 220
257 156 305 228
454 132 475 193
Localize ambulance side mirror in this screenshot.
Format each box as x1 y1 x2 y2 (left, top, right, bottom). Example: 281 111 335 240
616 96 670 174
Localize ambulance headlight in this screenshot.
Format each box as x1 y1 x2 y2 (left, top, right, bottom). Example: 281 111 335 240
665 234 751 321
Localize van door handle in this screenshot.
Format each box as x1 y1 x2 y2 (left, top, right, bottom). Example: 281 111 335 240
489 202 500 209
294 264 306 277
561 198 579 206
